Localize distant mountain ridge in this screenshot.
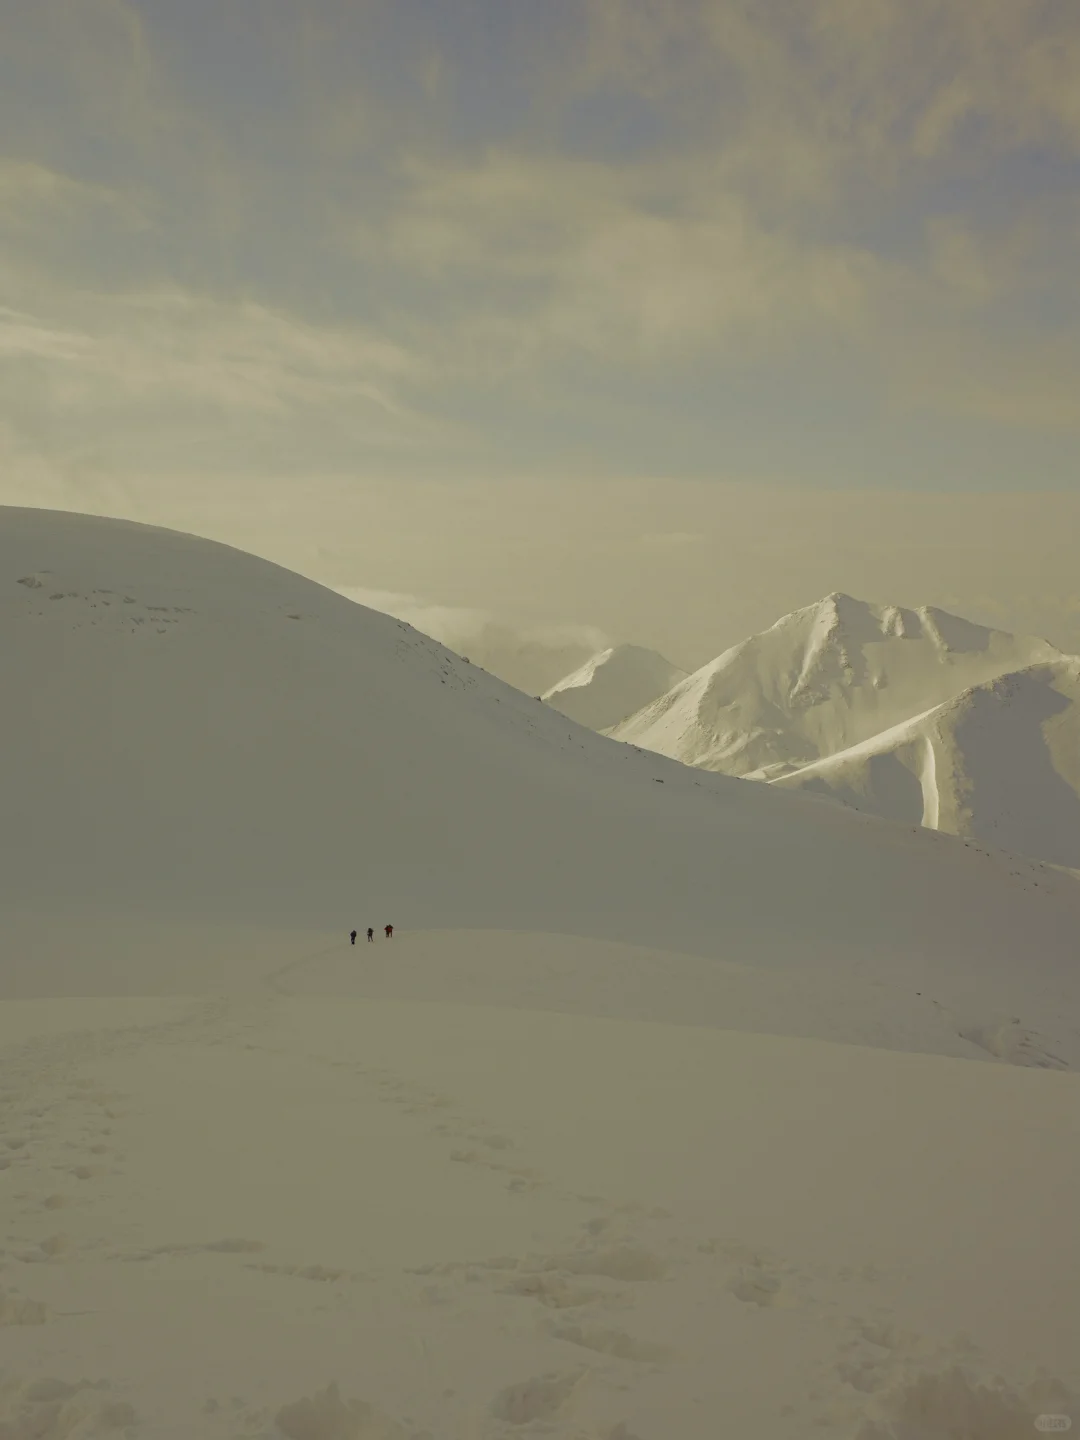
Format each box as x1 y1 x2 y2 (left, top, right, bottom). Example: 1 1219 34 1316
539 592 1079 868
541 643 688 731
606 593 1061 776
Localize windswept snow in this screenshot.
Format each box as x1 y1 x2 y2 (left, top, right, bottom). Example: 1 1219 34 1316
2 511 1079 1438
771 659 1080 869
542 645 688 730
607 592 1060 778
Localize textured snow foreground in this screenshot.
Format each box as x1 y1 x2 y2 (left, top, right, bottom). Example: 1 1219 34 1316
1 510 1079 1438
3 942 1079 1440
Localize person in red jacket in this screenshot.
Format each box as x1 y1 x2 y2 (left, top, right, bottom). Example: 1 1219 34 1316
384 924 393 938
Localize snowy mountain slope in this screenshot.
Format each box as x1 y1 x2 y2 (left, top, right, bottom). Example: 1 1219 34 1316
3 511 1079 1439
3 509 1080 1004
607 592 1061 777
769 659 1080 869
541 643 688 730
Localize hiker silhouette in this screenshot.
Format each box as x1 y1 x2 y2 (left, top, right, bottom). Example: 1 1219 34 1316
384 924 393 938
350 930 357 945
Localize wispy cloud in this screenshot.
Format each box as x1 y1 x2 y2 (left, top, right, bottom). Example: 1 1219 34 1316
0 159 146 230
0 306 92 362
0 277 448 484
580 0 1080 178
44 291 418 419
348 152 882 370
0 0 1077 494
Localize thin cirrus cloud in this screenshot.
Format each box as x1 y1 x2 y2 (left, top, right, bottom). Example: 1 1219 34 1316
0 283 443 479
345 152 881 372
0 0 1077 505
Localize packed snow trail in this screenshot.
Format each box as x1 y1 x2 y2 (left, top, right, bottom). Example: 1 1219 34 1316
263 939 345 995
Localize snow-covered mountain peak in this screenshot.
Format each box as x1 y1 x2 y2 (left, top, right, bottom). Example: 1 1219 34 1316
767 592 1018 660
609 593 1063 777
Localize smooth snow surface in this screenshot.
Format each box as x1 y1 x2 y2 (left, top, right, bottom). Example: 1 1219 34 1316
542 645 688 730
2 512 1079 1438
608 592 1060 777
772 660 1080 869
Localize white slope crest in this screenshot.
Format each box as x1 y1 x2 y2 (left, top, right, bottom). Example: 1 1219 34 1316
542 643 688 730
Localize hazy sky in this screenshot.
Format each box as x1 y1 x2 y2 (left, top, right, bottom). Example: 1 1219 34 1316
2 0 1078 677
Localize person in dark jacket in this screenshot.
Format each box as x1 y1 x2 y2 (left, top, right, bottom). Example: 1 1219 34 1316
350 929 357 945
367 927 374 942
